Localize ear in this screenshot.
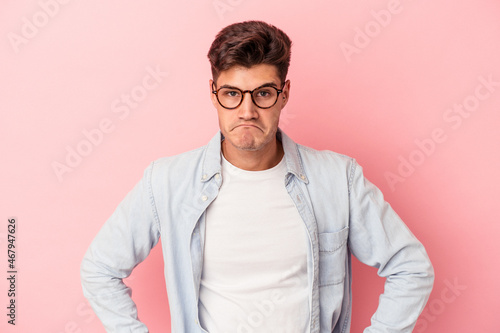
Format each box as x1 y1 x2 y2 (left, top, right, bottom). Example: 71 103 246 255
209 79 218 108
281 79 291 107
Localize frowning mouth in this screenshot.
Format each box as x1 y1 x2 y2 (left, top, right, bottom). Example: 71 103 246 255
233 124 261 131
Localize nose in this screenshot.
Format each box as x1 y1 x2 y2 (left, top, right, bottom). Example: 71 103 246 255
237 91 259 120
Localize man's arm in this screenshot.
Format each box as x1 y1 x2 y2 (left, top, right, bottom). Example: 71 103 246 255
347 160 434 332
80 163 161 332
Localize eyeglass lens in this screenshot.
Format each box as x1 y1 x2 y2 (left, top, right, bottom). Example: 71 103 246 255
217 87 279 109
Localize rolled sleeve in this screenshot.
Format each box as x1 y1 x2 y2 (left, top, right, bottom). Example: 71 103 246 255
80 162 161 332
347 160 434 332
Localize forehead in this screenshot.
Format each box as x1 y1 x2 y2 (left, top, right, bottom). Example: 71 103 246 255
216 64 281 88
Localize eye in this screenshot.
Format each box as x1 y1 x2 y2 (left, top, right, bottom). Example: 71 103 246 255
255 88 273 97
222 89 241 97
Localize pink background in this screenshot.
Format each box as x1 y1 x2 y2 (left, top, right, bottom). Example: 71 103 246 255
1 0 500 332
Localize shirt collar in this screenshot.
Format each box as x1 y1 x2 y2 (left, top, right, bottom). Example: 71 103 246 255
278 129 309 184
200 128 308 184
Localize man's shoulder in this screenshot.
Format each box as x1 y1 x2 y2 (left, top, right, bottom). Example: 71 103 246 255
142 144 209 191
280 129 355 167
291 142 358 191
294 142 356 170
297 143 352 161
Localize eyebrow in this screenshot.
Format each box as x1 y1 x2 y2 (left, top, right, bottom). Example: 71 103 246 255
218 82 279 90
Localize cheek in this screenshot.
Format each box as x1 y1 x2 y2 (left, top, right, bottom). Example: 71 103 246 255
217 111 234 130
216 109 226 122
270 111 282 125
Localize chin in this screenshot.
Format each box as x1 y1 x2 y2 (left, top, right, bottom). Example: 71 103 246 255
236 145 261 151
226 136 262 151
232 140 261 151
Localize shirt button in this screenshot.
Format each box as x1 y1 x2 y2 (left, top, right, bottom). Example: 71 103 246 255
201 195 208 201
202 174 208 180
215 173 220 179
300 174 306 180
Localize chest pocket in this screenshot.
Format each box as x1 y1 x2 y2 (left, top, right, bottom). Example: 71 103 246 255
318 227 349 286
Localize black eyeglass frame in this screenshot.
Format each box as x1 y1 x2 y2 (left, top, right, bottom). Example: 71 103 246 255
211 82 285 110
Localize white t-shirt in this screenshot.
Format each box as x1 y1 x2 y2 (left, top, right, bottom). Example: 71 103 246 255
198 154 310 333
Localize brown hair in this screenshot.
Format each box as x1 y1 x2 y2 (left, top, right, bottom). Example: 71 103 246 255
208 20 292 84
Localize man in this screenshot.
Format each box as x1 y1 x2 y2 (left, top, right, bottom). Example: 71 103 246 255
81 20 434 332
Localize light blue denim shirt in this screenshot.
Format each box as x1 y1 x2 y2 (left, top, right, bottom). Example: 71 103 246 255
81 129 434 333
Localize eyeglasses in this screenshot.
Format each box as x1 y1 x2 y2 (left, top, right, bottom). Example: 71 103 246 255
212 82 285 109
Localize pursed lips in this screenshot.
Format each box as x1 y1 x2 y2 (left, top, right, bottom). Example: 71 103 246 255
232 124 262 131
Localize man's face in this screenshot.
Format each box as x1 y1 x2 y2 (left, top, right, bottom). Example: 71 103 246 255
210 64 290 153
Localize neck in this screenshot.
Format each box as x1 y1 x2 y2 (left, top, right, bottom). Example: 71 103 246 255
222 139 284 171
